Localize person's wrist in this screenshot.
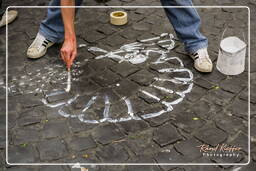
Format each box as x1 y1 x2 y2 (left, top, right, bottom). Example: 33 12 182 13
64 32 76 41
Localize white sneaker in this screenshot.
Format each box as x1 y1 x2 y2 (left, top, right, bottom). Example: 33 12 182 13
189 48 213 73
27 33 54 59
0 10 18 27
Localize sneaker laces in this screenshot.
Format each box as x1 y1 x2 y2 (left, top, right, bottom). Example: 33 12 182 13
194 48 211 64
31 33 50 51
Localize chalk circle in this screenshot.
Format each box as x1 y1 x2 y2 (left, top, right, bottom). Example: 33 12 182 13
41 33 194 124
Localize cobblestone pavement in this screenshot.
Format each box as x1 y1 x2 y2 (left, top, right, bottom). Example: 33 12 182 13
0 0 256 170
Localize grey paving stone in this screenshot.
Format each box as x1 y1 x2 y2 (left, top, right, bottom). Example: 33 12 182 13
92 124 125 145
194 77 216 89
118 120 149 134
220 76 248 94
171 111 206 134
84 30 106 43
154 149 189 170
129 69 156 86
67 135 97 152
41 119 70 139
13 126 41 145
203 88 234 106
214 113 245 136
124 130 160 156
46 91 73 103
37 139 68 161
7 112 17 129
230 132 249 154
132 21 152 31
97 24 117 35
15 94 43 108
70 94 93 110
102 34 128 48
143 111 175 127
119 28 143 40
96 143 129 163
91 69 121 87
194 124 228 146
199 67 226 84
186 85 207 102
0 115 6 130
153 123 183 147
17 109 44 127
89 59 116 72
189 100 212 118
114 79 140 97
74 80 101 96
227 98 249 119
0 129 5 149
252 147 256 162
239 87 255 103
110 62 140 78
68 118 96 133
8 145 38 163
129 97 151 114
174 138 203 162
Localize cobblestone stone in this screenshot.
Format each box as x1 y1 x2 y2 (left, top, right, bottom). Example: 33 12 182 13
129 69 156 86
13 126 40 145
96 143 129 163
174 138 203 162
37 139 68 161
110 62 140 78
155 149 189 170
153 123 183 147
194 124 228 146
92 124 125 145
92 69 121 87
41 119 70 139
17 109 44 127
172 111 206 134
9 145 38 163
66 135 97 152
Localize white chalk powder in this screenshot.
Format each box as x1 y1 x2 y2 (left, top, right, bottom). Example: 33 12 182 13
65 71 71 92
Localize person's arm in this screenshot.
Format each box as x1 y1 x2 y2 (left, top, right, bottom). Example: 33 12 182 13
60 0 77 70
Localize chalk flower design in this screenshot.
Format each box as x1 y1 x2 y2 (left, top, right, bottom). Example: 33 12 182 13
40 33 194 123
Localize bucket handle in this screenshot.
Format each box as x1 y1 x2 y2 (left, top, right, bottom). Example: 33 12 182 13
220 27 246 43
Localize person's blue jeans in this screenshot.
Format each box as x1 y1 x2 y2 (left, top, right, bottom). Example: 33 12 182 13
40 0 208 53
160 0 208 53
39 0 83 43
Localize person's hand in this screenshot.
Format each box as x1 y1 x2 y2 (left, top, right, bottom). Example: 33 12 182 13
60 37 77 70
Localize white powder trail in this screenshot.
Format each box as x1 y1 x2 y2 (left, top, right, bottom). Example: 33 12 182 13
65 71 71 92
103 96 110 119
123 97 134 118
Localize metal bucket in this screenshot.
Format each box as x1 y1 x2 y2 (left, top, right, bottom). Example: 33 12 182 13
216 29 247 75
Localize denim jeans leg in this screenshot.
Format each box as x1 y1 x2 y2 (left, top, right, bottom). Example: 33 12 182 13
160 0 208 53
39 0 83 43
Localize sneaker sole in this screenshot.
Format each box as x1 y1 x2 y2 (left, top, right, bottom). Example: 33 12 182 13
194 64 213 73
27 43 54 59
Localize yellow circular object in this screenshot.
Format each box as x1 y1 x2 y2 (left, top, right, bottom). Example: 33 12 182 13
110 11 128 26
